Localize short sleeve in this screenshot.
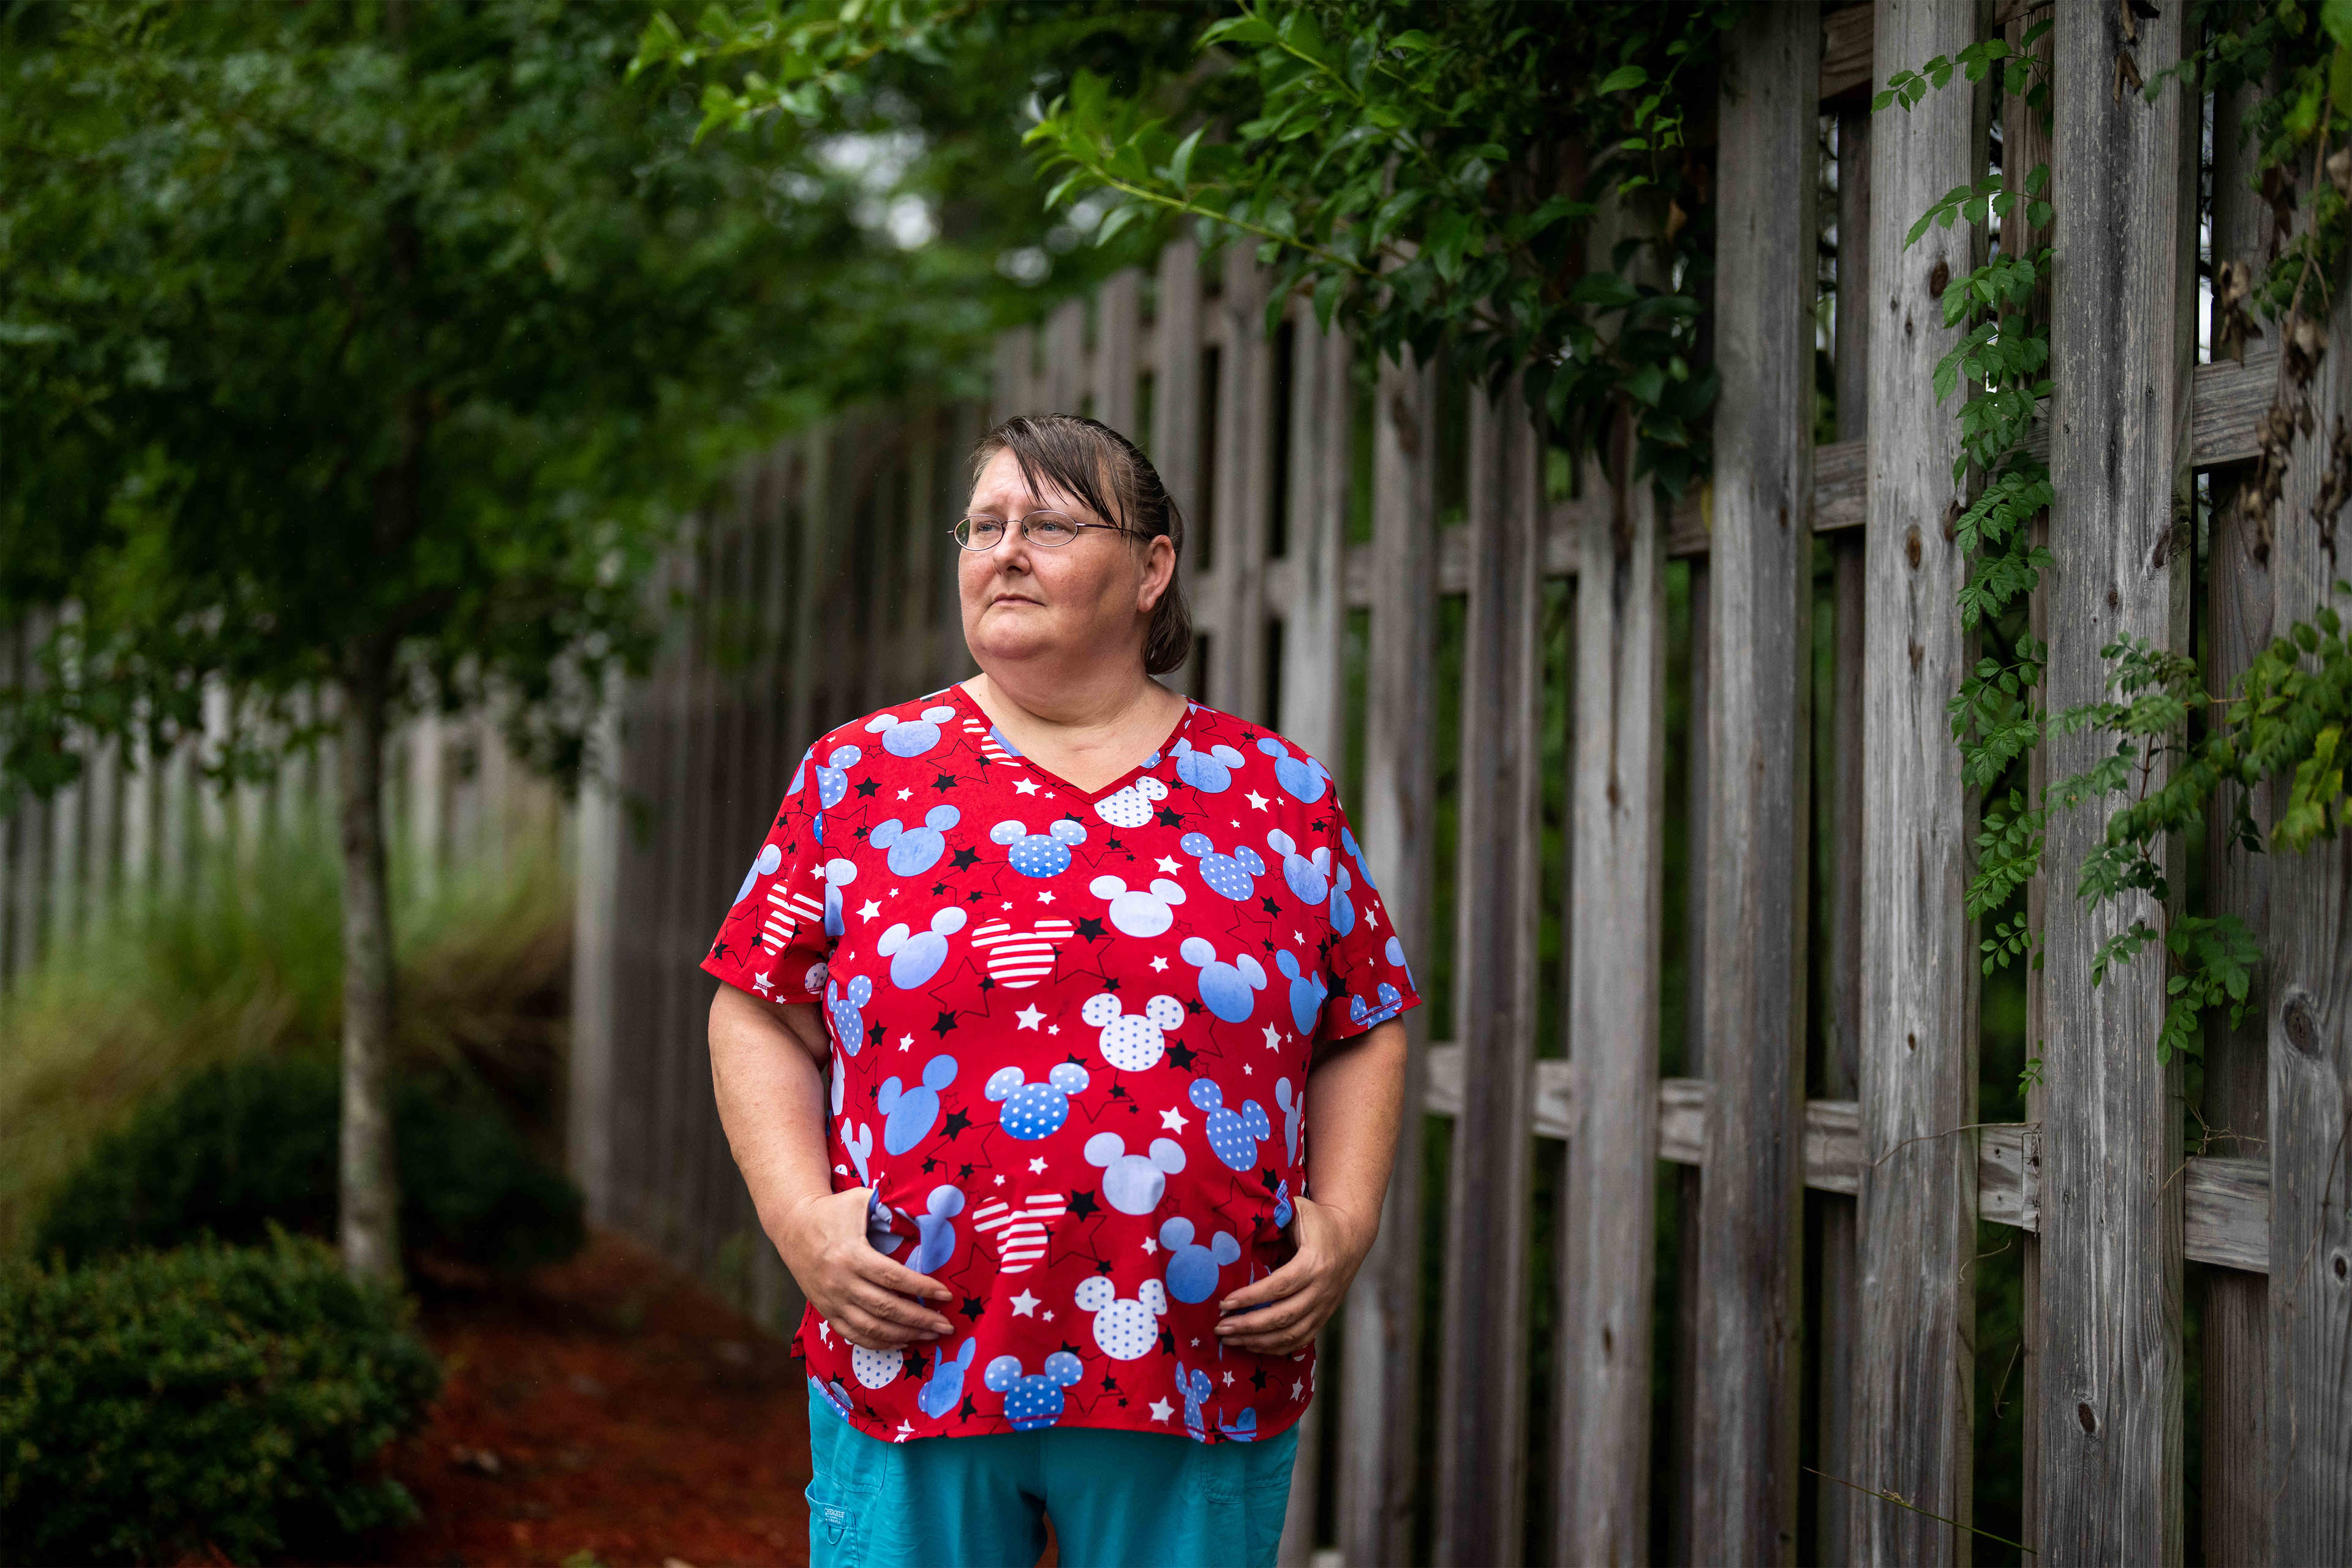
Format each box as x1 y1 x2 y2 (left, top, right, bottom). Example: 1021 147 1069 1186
1314 801 1422 1044
703 745 831 1004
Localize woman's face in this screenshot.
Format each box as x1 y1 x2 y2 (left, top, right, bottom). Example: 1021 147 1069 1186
958 446 1172 675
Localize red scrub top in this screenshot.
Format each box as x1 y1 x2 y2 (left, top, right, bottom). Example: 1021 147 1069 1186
703 683 1419 1445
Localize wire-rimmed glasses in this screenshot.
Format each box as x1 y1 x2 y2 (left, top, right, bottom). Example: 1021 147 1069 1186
951 510 1136 550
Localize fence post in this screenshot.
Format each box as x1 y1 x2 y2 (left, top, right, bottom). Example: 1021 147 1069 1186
2261 130 2352 1568
1855 0 1985 1559
1042 296 1085 415
1556 345 1671 1564
1207 249 1273 720
1095 266 1142 439
1432 379 1544 1568
1692 6 1819 1560
2040 2 2195 1560
570 672 622 1226
1276 318 1349 767
1333 347 1436 1568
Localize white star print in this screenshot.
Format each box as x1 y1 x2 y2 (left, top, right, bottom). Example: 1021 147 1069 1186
1189 1336 1200 1348
896 1420 914 1438
1246 790 1269 810
1047 1024 1060 1035
1156 856 1181 874
1011 1289 1040 1316
1142 1237 1158 1254
1242 1063 1253 1076
1292 1379 1304 1399
1150 956 1169 971
1038 892 1055 904
995 1174 1007 1185
1223 1370 1235 1385
1016 1005 1044 1030
1292 930 1305 944
1367 906 1380 930
1149 1399 1174 1422
1161 1108 1188 1132
1042 1310 1055 1322
1261 1023 1281 1050
1014 777 1041 795
753 971 774 995
858 899 881 922
897 788 913 801
1029 1156 1047 1174
900 1034 914 1049
1001 900 1014 910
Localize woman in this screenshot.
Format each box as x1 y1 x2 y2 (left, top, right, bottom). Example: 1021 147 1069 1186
704 412 1417 1568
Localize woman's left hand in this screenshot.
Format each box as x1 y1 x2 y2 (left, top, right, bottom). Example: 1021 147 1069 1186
1212 1193 1378 1356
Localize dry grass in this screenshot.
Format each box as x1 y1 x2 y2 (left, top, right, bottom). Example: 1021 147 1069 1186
0 821 573 1256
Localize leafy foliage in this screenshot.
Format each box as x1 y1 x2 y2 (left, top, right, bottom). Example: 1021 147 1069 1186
0 1229 442 1566
31 1055 586 1276
635 0 1742 500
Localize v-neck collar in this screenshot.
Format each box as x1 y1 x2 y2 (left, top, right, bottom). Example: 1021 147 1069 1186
946 680 1194 804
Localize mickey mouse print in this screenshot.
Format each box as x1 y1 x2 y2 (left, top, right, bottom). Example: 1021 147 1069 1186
704 682 1419 1446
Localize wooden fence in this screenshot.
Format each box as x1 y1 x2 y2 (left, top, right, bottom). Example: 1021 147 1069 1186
569 3 2351 1562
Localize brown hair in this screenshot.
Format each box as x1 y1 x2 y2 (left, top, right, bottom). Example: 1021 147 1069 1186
967 412 1193 677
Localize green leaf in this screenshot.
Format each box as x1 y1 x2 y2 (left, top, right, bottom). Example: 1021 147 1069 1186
1597 64 1648 94
1167 127 1205 189
2327 0 2352 47
1200 13 1279 48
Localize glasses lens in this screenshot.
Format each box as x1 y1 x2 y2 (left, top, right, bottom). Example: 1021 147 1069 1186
957 516 1005 549
1025 511 1079 545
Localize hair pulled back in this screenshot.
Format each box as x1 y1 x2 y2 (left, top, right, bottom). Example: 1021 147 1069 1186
968 412 1193 677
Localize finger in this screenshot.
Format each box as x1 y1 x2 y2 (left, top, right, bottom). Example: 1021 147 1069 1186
1219 1253 1319 1311
1217 1284 1323 1340
835 1310 930 1351
843 1280 954 1336
850 1246 956 1303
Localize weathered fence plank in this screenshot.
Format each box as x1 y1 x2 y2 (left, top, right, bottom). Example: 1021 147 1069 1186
1556 382 1670 1565
1433 379 1544 1568
2040 2 2196 1560
1855 0 1983 1559
1333 347 1437 1568
1093 266 1141 438
1692 10 1818 1561
1205 247 1272 720
2263 157 2352 1568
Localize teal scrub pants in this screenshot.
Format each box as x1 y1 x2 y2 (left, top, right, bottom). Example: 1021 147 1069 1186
804 1381 1301 1568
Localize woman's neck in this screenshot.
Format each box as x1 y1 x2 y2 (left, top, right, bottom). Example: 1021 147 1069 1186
962 665 1186 793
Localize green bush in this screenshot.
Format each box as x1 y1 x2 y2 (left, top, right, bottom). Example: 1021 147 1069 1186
30 1055 585 1276
0 1229 442 1566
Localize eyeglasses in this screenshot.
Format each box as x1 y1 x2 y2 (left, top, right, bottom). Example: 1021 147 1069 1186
951 510 1137 551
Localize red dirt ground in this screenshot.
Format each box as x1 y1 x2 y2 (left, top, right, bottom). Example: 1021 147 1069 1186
357 1227 815 1568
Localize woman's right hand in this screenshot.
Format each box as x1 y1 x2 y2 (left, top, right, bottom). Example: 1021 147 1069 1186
774 1186 956 1352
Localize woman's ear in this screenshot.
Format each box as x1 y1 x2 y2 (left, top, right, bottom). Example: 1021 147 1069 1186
1136 534 1176 612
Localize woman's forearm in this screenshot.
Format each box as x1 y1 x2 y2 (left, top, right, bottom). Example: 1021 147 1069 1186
708 985 838 1239
1300 1017 1408 1251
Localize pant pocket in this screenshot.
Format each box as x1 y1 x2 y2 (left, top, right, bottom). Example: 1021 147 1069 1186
805 1475 870 1568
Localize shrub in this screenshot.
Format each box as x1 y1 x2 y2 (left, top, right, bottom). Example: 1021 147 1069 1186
30 1055 586 1276
0 1229 442 1566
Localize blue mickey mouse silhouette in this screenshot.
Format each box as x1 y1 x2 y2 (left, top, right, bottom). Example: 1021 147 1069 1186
786 747 813 801
1340 825 1380 891
1273 1077 1303 1165
984 1061 1091 1139
916 1338 978 1418
1273 951 1328 1036
1384 935 1415 988
876 906 967 989
1263 828 1330 906
1348 981 1406 1029
870 804 960 876
1158 1216 1242 1303
1218 1408 1259 1442
989 817 1087 878
878 1054 959 1155
1175 1361 1213 1441
1170 738 1246 793
1254 737 1330 804
1178 937 1268 1023
1272 1176 1294 1229
734 843 782 905
984 1352 1085 1430
1178 832 1265 901
815 744 864 808
812 1373 856 1420
866 704 959 759
1328 864 1357 937
821 858 859 937
907 1183 966 1274
827 974 874 1054
1085 1131 1185 1214
1189 1077 1272 1172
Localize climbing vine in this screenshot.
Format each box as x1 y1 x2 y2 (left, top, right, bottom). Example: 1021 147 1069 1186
1888 4 2352 1082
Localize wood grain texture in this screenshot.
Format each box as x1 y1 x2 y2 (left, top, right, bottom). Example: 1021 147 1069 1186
1855 1 1983 1561
1276 319 1349 767
1207 249 1271 720
1042 296 1085 415
1433 380 1544 1568
1093 268 1141 437
1692 10 1818 1561
1555 354 1670 1568
2262 193 2352 1568
1822 2 1875 102
2201 75 2274 1568
2039 1 2195 1559
1333 348 1438 1568
992 324 1033 425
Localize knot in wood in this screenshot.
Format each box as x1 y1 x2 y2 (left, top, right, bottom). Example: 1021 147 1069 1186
2282 989 2320 1057
1928 258 1950 300
2076 1401 2098 1434
1904 525 1923 570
